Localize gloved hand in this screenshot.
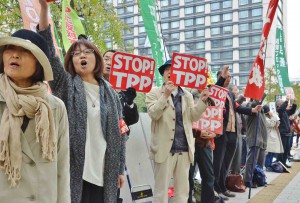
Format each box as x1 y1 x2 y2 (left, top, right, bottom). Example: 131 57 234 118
123 87 137 105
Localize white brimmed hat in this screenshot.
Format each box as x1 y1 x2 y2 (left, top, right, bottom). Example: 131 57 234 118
0 29 53 81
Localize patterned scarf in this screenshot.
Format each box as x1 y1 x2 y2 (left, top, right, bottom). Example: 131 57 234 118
0 74 55 186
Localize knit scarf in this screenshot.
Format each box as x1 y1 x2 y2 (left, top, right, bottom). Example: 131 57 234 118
0 74 56 187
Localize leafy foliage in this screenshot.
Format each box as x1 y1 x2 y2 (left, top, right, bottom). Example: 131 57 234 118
265 66 281 103
0 0 128 53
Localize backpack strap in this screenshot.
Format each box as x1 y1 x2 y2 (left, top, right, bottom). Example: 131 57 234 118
21 116 29 133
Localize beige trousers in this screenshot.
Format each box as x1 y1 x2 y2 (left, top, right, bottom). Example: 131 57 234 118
153 152 190 203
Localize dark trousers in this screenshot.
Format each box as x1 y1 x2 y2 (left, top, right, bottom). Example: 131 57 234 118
213 131 237 193
244 146 265 183
241 137 248 166
277 135 291 166
81 180 104 203
265 152 276 168
189 144 215 203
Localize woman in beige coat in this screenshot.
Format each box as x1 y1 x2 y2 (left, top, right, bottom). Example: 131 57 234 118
0 29 70 203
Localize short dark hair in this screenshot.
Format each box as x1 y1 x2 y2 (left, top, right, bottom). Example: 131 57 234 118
103 49 116 57
64 39 104 81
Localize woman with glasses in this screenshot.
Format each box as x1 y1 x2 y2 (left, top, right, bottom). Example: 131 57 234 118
37 1 126 203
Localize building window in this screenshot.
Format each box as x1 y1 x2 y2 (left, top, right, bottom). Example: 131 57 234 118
223 0 232 8
126 6 134 13
117 8 124 15
252 21 263 30
240 50 250 58
139 26 145 33
223 13 232 21
211 52 221 60
161 11 168 19
252 35 261 43
185 31 194 39
211 40 220 48
211 65 221 72
211 27 220 35
239 23 249 32
161 23 169 30
125 17 133 24
138 37 145 45
196 42 205 50
240 62 251 71
252 0 262 3
196 17 205 25
239 76 249 85
185 19 194 27
161 0 168 7
252 48 259 56
185 0 194 2
171 21 179 29
223 51 232 59
211 15 220 23
106 41 112 48
223 38 232 47
125 39 133 46
252 8 262 17
186 43 195 51
169 44 180 52
211 2 220 11
171 0 179 5
139 48 152 56
171 9 179 17
196 29 205 37
196 5 204 13
239 10 249 19
170 33 180 40
239 36 250 45
185 7 194 15
223 25 232 34
239 0 248 5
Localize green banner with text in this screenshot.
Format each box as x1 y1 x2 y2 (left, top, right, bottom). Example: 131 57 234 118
140 0 167 86
275 27 290 95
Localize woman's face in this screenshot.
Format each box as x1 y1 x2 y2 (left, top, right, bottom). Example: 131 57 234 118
3 45 37 87
71 44 96 79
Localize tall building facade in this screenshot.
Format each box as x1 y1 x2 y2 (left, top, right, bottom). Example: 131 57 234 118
107 0 286 88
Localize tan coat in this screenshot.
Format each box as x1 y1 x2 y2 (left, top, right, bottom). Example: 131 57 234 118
145 86 207 164
0 93 70 203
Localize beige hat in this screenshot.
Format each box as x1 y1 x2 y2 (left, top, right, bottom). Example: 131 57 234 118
0 29 53 81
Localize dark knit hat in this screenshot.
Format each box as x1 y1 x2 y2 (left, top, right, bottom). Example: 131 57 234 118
0 29 53 81
263 105 270 114
158 60 172 75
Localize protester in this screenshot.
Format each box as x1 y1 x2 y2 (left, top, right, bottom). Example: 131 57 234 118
0 29 70 202
276 96 297 168
188 89 222 203
38 1 126 202
213 66 261 198
264 105 284 171
103 49 139 127
145 60 208 203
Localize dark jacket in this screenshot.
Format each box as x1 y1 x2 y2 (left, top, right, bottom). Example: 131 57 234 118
215 77 253 135
277 101 297 136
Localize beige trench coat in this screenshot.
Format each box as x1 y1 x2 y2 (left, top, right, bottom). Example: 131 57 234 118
266 116 284 153
0 93 70 203
145 86 207 164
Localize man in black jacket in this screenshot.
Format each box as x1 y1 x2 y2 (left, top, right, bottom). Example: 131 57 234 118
213 66 261 198
276 96 297 168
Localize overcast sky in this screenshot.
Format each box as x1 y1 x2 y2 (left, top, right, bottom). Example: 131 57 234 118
287 1 300 81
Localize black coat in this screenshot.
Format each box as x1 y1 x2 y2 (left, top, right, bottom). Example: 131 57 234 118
118 91 139 126
277 101 297 136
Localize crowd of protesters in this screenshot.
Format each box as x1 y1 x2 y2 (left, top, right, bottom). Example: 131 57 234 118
0 1 300 203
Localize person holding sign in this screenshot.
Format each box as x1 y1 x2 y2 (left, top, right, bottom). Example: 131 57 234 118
0 29 70 202
38 1 126 203
103 50 139 127
213 66 261 198
145 60 209 203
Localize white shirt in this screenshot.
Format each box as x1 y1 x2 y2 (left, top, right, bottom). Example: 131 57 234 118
82 81 106 187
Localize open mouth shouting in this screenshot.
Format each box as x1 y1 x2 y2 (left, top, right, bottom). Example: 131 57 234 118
9 61 20 68
81 60 87 68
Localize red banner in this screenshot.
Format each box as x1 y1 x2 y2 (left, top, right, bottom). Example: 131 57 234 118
110 52 156 93
209 85 229 108
169 53 208 89
192 106 223 134
244 0 279 100
18 0 61 59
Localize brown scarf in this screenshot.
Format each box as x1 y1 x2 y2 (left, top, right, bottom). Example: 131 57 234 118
0 74 56 187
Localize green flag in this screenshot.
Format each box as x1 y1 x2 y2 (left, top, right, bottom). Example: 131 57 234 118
61 0 86 51
275 27 290 95
140 0 168 86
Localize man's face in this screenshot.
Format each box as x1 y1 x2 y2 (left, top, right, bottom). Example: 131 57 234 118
103 51 114 80
163 66 171 82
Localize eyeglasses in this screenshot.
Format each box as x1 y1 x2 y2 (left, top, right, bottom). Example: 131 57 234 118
71 49 94 57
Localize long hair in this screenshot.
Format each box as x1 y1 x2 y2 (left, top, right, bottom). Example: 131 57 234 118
64 39 104 81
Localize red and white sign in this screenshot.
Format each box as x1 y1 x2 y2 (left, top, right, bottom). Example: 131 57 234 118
110 52 156 93
193 106 223 134
208 85 229 108
169 53 208 89
119 119 129 135
284 87 295 100
244 0 279 100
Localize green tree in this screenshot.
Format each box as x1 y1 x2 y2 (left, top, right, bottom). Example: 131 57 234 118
265 66 281 103
0 0 128 53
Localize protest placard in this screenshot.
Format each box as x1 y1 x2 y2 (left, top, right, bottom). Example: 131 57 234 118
284 87 295 100
192 106 223 135
109 52 156 93
208 85 229 108
169 53 208 89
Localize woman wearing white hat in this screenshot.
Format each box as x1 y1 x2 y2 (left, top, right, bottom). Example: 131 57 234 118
0 29 70 203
